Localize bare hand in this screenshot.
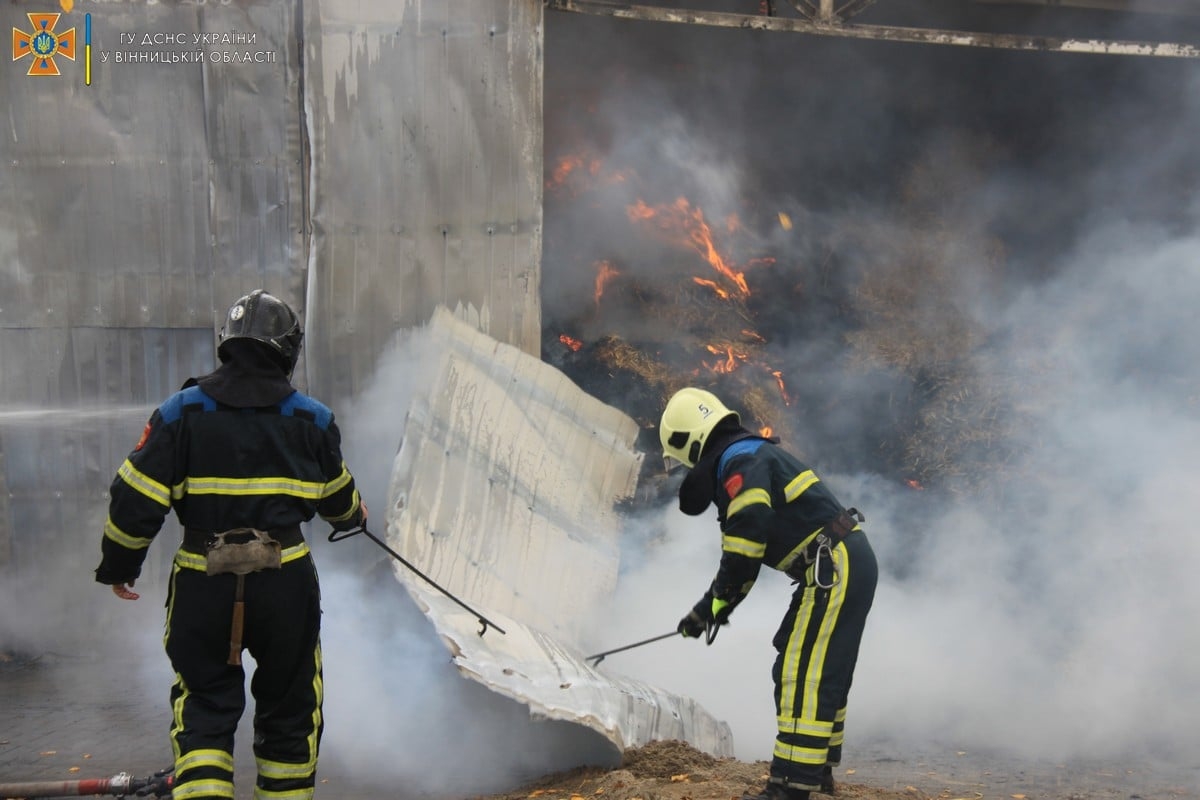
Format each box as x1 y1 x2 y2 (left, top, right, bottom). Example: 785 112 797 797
112 582 140 601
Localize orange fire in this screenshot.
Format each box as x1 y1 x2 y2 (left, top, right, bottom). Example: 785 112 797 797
770 370 792 405
626 197 751 297
594 260 620 306
559 334 583 352
703 344 749 374
693 277 729 300
906 479 925 490
546 152 632 193
546 153 597 190
759 426 773 437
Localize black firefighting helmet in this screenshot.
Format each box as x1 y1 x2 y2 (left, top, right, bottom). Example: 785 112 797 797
218 289 304 376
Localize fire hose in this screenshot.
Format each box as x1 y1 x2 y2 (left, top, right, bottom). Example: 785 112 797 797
0 768 173 799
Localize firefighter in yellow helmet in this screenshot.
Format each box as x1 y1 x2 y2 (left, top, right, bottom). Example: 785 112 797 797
660 387 878 800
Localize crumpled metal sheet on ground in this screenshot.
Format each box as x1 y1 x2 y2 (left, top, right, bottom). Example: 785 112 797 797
385 306 734 758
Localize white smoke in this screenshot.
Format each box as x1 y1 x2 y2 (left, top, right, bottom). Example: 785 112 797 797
586 194 1200 772
543 4 1200 779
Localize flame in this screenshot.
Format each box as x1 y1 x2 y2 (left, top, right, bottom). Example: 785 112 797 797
559 334 583 352
778 212 793 231
692 277 729 300
546 154 590 189
594 260 620 306
544 154 600 190
548 152 633 193
906 479 925 490
770 370 792 405
703 344 748 374
759 426 773 437
626 197 751 296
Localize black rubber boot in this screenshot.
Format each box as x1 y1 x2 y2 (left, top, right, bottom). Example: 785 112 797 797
741 780 811 800
819 765 836 795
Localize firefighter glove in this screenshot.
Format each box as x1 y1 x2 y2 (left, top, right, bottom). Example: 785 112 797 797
677 609 707 639
711 597 732 625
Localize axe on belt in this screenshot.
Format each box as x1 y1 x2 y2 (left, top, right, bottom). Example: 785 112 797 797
203 528 283 666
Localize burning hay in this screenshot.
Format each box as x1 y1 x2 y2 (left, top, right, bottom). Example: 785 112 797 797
547 137 1031 497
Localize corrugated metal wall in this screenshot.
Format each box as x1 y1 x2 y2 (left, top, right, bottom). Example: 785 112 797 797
0 0 542 633
303 0 543 399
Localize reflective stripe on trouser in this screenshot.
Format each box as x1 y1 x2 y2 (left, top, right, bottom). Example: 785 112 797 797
164 551 324 800
769 531 877 790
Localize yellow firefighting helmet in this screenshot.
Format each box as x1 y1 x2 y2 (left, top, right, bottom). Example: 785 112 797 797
659 387 740 470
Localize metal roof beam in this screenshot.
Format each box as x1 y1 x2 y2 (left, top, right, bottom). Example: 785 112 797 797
546 0 1200 58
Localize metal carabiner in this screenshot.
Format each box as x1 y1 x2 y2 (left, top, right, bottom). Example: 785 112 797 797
813 542 840 589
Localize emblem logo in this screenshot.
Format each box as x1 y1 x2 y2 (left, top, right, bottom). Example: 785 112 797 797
134 421 152 451
229 305 245 321
12 13 77 77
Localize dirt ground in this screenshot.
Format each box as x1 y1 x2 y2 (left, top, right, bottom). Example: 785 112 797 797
465 740 887 800
463 740 1198 800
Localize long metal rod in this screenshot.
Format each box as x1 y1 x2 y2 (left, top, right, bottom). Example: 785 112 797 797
546 0 1200 58
328 525 506 636
586 631 679 665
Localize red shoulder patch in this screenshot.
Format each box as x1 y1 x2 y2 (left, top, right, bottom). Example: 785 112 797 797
134 421 152 451
723 473 744 498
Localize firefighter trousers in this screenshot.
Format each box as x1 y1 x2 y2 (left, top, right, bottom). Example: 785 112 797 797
164 550 324 800
770 529 877 791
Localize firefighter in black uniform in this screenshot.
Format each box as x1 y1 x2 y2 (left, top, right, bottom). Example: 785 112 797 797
94 290 366 800
660 387 878 800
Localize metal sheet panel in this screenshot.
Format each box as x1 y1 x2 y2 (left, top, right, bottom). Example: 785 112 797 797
0 0 305 616
386 307 734 757
302 0 543 401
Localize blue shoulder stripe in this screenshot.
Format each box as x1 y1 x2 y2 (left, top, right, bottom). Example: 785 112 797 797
158 385 214 424
279 391 333 430
718 438 765 479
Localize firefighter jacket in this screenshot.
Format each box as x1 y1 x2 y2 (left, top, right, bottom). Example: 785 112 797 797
95 366 363 585
699 436 856 610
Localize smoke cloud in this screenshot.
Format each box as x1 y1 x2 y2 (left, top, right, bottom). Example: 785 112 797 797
6 4 1200 796
549 0 1200 778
